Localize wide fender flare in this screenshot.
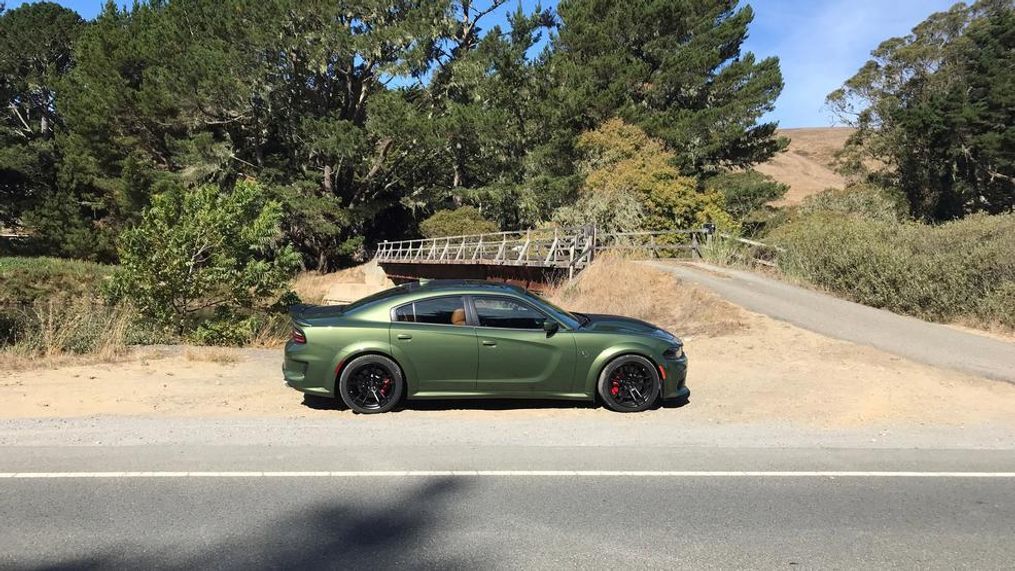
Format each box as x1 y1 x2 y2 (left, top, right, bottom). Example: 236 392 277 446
329 341 405 392
582 342 661 397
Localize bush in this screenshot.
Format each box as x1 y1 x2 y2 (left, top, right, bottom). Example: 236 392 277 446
705 170 787 220
800 184 908 222
108 180 301 335
772 212 1015 329
551 188 644 233
0 256 111 303
571 119 734 231
419 207 499 238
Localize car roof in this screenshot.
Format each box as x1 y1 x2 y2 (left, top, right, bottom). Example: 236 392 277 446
399 279 529 295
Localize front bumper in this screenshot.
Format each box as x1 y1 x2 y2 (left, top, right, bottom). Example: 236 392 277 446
660 356 688 400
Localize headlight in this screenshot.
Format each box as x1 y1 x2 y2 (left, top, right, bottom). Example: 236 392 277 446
663 345 684 360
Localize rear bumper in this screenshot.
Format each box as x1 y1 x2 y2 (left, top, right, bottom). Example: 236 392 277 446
283 341 334 397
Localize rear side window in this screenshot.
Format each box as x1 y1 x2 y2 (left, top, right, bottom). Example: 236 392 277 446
393 296 468 326
473 297 547 329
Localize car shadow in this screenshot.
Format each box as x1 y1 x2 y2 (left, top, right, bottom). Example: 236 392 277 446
300 393 690 413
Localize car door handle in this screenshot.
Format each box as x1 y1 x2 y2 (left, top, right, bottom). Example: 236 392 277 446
481 340 497 346
397 334 412 340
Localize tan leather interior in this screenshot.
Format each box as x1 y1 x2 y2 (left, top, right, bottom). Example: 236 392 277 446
451 308 467 326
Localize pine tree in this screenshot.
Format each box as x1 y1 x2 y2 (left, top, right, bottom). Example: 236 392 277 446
552 0 785 174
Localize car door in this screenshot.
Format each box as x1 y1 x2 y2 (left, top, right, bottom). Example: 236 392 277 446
471 295 577 396
389 295 478 395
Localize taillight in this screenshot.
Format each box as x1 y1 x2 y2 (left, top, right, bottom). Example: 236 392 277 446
292 327 306 344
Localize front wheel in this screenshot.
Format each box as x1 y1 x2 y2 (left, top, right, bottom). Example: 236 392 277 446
338 355 404 414
597 355 660 413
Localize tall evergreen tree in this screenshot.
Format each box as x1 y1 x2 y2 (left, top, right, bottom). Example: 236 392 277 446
552 0 785 174
828 0 1014 220
0 2 84 238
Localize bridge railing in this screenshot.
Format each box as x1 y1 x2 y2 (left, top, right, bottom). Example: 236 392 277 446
375 225 783 273
374 227 597 271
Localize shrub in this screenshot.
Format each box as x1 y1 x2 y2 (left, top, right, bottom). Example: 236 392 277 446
0 256 111 303
108 180 301 334
419 207 499 238
572 119 734 231
772 212 1015 329
705 170 787 220
551 187 644 233
800 184 908 222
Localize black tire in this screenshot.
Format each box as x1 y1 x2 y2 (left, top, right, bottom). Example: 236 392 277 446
597 355 660 413
338 355 405 414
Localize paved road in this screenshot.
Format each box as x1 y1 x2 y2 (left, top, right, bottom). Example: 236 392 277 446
2 442 1014 569
647 261 1015 383
3 475 1015 569
2 415 1015 570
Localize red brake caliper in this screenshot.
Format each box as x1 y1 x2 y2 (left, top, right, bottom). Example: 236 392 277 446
610 373 621 397
380 377 392 397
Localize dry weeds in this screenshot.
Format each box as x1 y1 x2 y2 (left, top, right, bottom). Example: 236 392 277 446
546 255 746 337
0 300 133 370
291 265 367 305
183 347 241 364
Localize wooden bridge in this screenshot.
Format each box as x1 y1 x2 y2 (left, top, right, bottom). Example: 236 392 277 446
374 226 730 289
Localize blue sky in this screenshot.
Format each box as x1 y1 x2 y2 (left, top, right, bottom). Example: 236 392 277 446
8 0 956 127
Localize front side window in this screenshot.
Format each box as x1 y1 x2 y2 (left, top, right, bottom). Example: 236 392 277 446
393 296 468 326
473 296 547 329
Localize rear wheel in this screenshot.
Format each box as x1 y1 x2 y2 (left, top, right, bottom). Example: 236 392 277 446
597 355 660 413
338 355 404 414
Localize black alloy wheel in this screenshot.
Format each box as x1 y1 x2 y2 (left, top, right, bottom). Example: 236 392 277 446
597 355 660 413
338 355 404 414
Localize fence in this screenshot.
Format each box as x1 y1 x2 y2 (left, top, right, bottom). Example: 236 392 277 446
375 224 784 277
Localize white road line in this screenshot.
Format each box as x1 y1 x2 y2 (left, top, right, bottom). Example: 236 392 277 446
1 471 1015 479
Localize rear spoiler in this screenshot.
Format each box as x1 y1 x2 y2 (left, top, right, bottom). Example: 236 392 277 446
289 303 347 325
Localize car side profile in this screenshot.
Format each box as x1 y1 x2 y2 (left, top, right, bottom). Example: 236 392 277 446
283 280 688 413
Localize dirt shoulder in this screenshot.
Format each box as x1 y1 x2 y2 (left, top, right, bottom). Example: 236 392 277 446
3 312 1014 434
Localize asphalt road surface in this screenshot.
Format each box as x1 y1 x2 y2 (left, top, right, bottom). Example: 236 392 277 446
2 420 1015 570
647 261 1015 383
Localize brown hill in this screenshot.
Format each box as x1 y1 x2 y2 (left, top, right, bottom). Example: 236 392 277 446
755 127 854 206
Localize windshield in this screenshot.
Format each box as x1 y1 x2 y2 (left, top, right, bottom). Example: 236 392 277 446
526 291 584 329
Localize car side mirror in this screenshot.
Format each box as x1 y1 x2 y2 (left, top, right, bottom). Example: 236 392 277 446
543 320 560 337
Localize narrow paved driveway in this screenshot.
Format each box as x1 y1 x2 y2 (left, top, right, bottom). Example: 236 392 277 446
646 261 1015 383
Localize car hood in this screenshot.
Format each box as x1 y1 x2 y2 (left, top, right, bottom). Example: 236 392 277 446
579 313 680 343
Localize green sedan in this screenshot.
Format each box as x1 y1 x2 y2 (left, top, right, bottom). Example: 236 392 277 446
283 280 688 413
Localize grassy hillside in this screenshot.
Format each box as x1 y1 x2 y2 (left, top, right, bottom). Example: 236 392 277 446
755 127 852 205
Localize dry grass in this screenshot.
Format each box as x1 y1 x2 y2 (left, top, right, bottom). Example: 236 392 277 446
183 347 241 364
249 313 291 348
546 255 747 338
291 265 367 305
0 299 135 370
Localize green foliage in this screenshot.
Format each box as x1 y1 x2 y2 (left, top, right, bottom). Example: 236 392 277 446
0 2 84 232
561 119 734 232
552 0 786 174
0 256 111 303
772 213 1015 329
552 189 644 234
800 184 909 223
705 170 787 220
828 0 1014 220
108 179 300 333
0 0 791 270
419 207 499 238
